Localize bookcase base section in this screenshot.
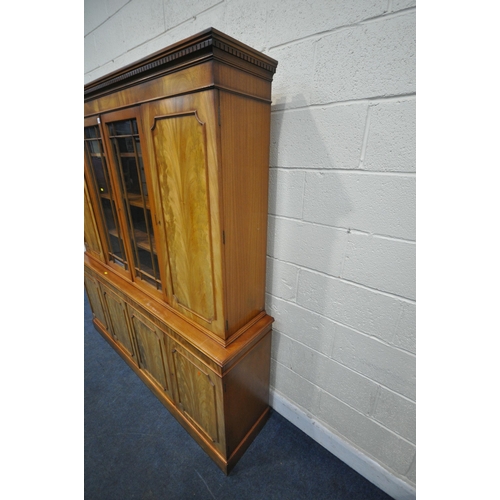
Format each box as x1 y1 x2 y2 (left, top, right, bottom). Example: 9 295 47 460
85 266 272 474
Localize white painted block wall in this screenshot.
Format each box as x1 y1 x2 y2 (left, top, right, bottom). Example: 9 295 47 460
85 1 416 498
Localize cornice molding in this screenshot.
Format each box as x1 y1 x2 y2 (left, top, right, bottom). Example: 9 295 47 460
84 28 278 100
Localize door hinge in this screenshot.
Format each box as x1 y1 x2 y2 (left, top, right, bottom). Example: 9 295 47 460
218 105 221 126
222 231 225 244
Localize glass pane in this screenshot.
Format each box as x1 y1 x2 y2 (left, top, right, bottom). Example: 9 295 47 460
108 118 161 290
84 125 128 270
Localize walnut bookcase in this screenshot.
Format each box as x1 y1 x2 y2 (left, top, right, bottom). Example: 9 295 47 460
84 28 278 474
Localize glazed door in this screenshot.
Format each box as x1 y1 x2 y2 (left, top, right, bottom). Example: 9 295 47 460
141 91 225 338
100 108 165 299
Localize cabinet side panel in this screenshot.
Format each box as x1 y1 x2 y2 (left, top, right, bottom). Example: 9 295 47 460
219 92 271 334
224 330 272 457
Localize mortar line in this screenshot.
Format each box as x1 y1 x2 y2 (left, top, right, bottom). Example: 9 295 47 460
268 7 416 51
273 326 416 378
358 105 373 169
266 293 416 356
271 360 416 446
270 93 416 113
267 213 416 244
85 0 132 37
85 0 225 76
269 166 416 177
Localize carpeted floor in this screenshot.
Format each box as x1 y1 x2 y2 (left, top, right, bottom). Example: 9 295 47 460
85 292 393 499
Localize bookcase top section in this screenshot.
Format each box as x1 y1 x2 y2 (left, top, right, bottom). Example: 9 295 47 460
84 28 278 101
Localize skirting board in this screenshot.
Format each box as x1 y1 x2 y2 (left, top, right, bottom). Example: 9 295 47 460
269 389 416 500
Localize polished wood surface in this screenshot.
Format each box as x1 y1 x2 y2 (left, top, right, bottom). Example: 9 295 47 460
84 28 277 474
142 91 226 339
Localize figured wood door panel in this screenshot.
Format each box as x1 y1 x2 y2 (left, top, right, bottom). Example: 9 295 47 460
129 309 171 395
142 91 225 338
170 342 220 444
101 287 135 358
84 274 108 329
152 112 214 321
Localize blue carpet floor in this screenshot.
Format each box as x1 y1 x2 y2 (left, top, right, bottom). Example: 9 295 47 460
85 292 393 499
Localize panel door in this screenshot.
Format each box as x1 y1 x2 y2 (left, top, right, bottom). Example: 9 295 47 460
128 308 172 396
169 340 223 447
141 91 226 339
84 274 108 330
101 286 136 359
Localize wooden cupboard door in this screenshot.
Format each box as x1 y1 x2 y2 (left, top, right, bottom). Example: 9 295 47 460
84 274 108 330
101 287 136 359
169 341 222 446
128 308 172 396
142 92 225 338
84 179 104 261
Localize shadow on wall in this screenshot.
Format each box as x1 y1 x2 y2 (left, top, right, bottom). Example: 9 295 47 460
266 93 354 399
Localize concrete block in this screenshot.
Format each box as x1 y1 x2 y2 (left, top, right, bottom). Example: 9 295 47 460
372 387 416 443
363 99 416 172
406 454 416 484
317 390 415 476
85 0 108 35
269 39 317 111
266 294 335 355
297 268 403 343
342 232 416 300
117 0 165 52
163 0 222 31
392 0 416 10
106 0 129 17
266 0 388 48
224 0 268 52
92 16 126 68
393 302 416 354
270 104 367 169
272 331 377 415
267 216 348 277
313 12 416 103
302 171 416 240
267 169 305 219
84 34 98 75
266 257 299 302
270 360 321 414
331 323 416 400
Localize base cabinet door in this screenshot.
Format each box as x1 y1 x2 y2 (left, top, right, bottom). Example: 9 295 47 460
84 275 108 330
128 308 173 398
101 286 136 359
168 340 224 449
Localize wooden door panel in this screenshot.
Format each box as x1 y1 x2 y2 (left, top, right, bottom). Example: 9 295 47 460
171 343 219 443
129 310 171 394
151 112 215 322
102 288 135 358
84 275 108 329
142 92 226 338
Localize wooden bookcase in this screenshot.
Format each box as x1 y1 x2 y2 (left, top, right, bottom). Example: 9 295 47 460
84 28 278 474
